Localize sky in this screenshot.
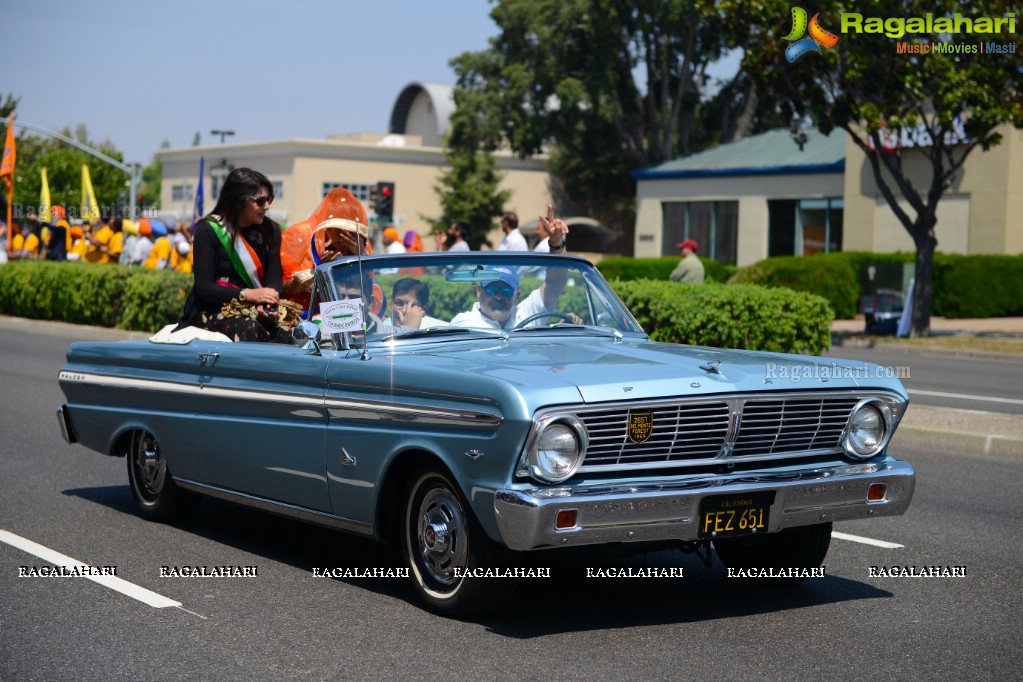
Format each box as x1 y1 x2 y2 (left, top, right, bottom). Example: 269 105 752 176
6 0 501 164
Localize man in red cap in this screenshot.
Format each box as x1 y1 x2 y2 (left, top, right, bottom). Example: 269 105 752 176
670 238 705 283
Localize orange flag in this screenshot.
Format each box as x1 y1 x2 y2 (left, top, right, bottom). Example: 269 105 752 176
0 114 14 188
1 113 15 250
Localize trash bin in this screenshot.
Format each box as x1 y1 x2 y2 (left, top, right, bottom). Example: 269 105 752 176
860 263 914 335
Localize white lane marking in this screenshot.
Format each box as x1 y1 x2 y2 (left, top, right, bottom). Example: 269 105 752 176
0 529 181 608
831 531 904 549
908 389 1023 406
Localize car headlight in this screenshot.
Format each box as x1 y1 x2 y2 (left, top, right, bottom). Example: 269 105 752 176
525 417 587 483
844 400 890 459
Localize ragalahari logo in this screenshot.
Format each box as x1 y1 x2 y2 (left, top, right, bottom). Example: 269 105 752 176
784 7 839 62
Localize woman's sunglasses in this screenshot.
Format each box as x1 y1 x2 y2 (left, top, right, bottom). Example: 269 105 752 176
251 195 274 207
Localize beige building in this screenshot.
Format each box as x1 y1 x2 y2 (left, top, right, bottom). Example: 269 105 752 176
157 82 551 249
634 124 1023 265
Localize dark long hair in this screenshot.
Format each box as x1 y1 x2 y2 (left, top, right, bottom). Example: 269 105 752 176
208 167 274 236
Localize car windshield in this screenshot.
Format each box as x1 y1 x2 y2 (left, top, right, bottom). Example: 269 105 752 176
313 252 645 344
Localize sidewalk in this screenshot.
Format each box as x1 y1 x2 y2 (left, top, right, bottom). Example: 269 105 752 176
894 404 1023 459
831 315 1023 459
831 315 1023 337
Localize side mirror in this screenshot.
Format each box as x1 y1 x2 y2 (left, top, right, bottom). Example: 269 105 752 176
292 320 322 353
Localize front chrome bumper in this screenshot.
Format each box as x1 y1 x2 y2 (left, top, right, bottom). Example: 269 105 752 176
494 459 915 551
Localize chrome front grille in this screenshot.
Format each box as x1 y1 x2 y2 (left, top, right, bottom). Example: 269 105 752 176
733 397 858 456
576 393 861 472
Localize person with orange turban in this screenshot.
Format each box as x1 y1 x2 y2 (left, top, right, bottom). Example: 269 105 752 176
280 187 376 311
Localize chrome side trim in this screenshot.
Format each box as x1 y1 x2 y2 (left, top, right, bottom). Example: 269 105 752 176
324 398 502 427
175 478 374 536
58 371 324 407
57 370 502 427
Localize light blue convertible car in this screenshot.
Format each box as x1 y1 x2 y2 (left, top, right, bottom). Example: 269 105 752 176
57 251 915 617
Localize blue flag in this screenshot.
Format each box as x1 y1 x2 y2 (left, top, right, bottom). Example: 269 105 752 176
192 157 205 226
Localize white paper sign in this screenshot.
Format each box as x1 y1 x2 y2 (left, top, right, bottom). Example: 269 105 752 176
318 299 365 333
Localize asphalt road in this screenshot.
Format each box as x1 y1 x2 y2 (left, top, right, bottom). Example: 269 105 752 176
1 322 1021 680
825 342 1023 415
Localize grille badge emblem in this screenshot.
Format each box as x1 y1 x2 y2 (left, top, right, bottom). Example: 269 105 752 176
627 411 654 444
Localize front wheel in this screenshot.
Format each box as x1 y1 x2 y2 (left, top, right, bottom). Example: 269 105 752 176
401 471 515 618
713 522 832 580
126 431 199 522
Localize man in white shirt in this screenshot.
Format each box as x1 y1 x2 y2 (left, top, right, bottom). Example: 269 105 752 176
434 221 471 251
497 212 528 251
450 215 578 330
383 228 406 255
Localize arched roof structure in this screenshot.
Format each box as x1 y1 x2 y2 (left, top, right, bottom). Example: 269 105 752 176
389 82 455 148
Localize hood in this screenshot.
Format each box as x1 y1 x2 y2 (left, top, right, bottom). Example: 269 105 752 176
416 336 905 404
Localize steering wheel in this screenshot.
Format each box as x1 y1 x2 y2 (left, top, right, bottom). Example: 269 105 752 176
513 311 575 329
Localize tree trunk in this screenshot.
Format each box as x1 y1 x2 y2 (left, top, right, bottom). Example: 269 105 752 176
910 219 937 338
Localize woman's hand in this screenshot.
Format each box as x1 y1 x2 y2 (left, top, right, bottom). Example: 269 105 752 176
243 287 280 305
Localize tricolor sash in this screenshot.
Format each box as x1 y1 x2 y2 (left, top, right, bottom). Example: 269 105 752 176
208 218 262 289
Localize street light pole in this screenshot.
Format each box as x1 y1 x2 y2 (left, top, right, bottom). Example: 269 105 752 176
210 129 235 144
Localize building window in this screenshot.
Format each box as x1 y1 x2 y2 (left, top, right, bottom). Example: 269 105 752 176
323 182 373 204
272 181 283 199
661 201 738 265
171 185 193 202
768 198 844 257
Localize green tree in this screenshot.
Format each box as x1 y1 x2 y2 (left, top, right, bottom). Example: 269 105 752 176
5 123 130 222
725 0 1022 336
447 0 744 248
426 146 511 251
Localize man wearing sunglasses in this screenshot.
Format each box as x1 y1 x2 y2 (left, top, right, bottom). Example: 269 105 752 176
450 211 579 330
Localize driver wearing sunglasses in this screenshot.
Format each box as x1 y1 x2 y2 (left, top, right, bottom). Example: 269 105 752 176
451 208 578 330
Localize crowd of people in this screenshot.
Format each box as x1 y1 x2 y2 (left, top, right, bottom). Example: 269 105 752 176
2 208 194 273
1 167 579 343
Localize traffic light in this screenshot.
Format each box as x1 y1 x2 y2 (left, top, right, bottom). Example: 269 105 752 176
376 182 395 218
368 185 378 214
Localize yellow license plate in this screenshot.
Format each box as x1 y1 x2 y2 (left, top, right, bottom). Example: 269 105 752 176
698 492 774 538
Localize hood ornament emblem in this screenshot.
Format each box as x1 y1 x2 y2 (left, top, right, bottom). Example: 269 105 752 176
699 360 722 374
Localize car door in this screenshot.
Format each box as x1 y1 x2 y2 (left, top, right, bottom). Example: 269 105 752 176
187 339 332 512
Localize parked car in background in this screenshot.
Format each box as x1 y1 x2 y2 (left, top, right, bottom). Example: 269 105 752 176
57 252 916 617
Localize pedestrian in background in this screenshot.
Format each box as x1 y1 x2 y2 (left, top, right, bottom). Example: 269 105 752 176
497 212 528 251
669 239 705 283
383 227 405 255
433 221 471 251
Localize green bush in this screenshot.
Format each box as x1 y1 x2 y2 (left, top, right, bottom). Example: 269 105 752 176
597 255 733 284
933 254 1023 318
612 279 833 355
0 261 189 331
729 255 859 319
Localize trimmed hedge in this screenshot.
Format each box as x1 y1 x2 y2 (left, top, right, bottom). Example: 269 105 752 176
0 261 191 332
728 255 859 320
733 251 1023 319
597 256 736 284
933 254 1023 318
612 279 833 356
1 261 834 354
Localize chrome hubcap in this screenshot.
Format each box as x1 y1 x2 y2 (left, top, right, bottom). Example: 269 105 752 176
416 487 467 586
133 434 166 500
